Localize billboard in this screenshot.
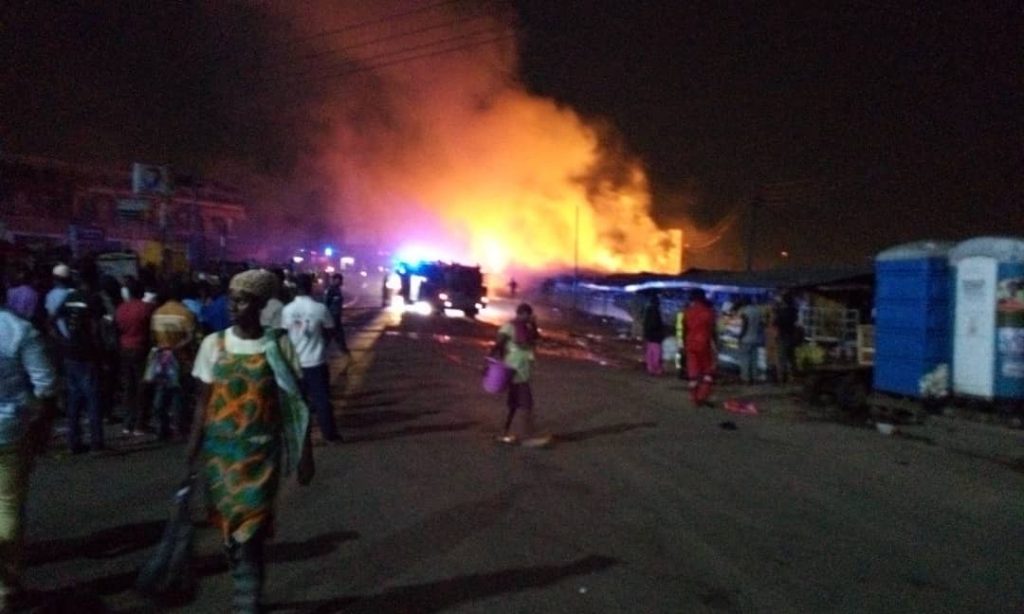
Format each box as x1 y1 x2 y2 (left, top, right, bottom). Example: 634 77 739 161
132 163 171 196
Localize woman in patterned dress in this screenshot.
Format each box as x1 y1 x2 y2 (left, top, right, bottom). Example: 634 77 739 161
186 269 313 613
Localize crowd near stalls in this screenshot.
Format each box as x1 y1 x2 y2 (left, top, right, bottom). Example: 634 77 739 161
542 267 875 385
542 237 1024 417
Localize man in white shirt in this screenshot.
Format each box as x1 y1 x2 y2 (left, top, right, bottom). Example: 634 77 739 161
44 264 73 339
279 273 339 442
260 297 284 330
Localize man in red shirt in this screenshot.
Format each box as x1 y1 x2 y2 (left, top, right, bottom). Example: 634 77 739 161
115 278 155 434
683 289 718 406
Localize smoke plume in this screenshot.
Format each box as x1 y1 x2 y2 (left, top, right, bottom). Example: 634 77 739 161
262 0 681 274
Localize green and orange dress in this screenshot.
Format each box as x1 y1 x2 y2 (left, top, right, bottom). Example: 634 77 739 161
194 329 309 545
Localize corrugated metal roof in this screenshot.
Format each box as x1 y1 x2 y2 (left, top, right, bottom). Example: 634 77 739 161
576 266 874 293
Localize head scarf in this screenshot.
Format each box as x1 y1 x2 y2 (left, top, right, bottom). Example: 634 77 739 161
229 269 279 303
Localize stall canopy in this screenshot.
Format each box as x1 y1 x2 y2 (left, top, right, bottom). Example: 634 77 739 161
578 266 874 295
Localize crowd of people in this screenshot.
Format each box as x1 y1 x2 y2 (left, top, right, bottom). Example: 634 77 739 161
3 262 352 449
0 259 354 611
8 260 814 609
637 289 804 406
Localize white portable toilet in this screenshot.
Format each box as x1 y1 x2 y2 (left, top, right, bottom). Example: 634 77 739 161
949 237 1024 400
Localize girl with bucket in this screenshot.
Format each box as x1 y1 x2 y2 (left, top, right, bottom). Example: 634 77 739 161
492 303 550 447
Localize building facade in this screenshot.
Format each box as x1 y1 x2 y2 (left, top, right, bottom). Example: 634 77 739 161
0 153 248 269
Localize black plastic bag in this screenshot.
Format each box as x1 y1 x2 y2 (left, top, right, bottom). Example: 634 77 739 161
135 473 198 602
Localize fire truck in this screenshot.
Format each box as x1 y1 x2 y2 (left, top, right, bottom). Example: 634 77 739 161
396 260 488 317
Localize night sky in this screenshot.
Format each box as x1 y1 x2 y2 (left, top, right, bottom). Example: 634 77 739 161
514 1 1023 265
2 1 1021 268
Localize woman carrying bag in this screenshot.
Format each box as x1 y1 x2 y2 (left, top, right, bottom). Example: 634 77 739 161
185 269 314 613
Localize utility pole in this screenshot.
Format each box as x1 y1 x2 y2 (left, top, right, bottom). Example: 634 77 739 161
187 174 200 269
158 197 170 277
572 201 580 312
744 195 761 272
679 229 687 273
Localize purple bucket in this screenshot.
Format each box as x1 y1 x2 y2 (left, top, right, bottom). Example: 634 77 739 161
482 357 514 394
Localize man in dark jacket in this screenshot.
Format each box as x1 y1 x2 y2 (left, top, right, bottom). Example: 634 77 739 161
773 292 799 383
324 273 349 354
642 294 665 375
58 274 106 453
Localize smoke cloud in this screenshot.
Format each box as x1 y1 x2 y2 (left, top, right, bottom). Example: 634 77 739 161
259 0 682 274
0 1 684 273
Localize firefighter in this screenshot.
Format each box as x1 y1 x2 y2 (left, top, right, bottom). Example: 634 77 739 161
683 288 717 406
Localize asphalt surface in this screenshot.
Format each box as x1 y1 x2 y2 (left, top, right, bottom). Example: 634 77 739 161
19 297 1024 613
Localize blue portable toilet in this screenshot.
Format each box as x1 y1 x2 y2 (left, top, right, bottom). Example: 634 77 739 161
873 241 955 397
949 237 1024 400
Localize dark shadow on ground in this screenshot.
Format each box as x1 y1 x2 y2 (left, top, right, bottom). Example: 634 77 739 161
341 383 450 401
398 313 495 340
286 489 520 609
343 422 477 444
26 520 166 566
338 397 402 411
268 554 620 613
336 409 440 429
41 438 173 462
104 440 185 459
554 421 658 443
946 447 1024 474
24 530 360 608
267 531 361 563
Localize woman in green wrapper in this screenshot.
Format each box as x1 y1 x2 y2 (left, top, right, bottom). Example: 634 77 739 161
186 269 314 613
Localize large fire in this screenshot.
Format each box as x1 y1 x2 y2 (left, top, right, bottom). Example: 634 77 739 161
283 2 682 274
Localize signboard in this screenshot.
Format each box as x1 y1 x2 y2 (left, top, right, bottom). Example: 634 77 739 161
69 224 105 242
132 163 172 195
68 224 106 259
82 227 104 242
95 252 139 282
994 264 1024 397
117 198 150 220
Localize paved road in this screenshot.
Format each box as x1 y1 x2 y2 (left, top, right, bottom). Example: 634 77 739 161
20 301 1024 613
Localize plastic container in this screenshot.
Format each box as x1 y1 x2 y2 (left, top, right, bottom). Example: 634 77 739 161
482 358 515 394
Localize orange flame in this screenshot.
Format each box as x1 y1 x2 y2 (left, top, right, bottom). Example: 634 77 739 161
288 3 682 274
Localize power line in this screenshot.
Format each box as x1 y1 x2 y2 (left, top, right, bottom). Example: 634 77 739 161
258 26 509 89
179 0 474 68
231 30 516 122
189 5 511 98
277 0 471 49
283 32 515 91
39 11 516 130
279 13 496 75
